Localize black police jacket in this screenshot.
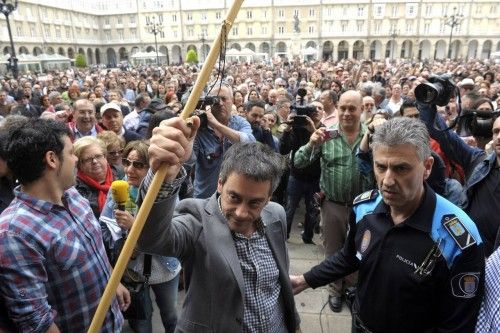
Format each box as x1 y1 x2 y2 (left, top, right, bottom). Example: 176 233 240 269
304 184 485 333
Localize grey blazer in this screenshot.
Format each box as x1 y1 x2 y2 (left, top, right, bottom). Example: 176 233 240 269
138 192 298 333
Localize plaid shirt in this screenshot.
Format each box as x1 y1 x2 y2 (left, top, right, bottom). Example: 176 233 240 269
476 248 500 332
0 186 123 332
294 123 374 203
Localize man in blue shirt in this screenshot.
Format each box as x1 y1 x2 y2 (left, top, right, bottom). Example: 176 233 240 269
192 84 255 198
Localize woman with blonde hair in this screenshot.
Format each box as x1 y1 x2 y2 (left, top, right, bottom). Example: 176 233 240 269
74 136 118 218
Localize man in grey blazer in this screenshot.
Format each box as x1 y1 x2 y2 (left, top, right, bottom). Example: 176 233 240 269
138 116 299 332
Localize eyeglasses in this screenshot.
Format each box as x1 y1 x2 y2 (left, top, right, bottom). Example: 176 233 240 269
122 158 148 169
81 154 105 165
107 149 123 157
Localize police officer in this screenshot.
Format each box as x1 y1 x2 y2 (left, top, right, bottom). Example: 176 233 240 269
290 117 485 333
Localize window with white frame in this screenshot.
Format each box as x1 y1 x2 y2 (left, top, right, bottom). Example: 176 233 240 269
130 15 135 24
247 27 253 35
327 7 332 17
187 13 192 21
262 26 267 34
341 21 348 33
232 26 238 35
130 28 137 39
294 9 299 17
278 26 284 34
247 11 252 19
374 21 381 34
308 25 314 34
105 31 111 41
392 5 397 17
343 6 348 16
406 4 417 18
442 4 448 16
406 22 413 33
173 30 177 38
358 6 364 17
30 25 35 37
278 9 284 18
187 28 193 37
44 25 50 37
66 27 70 38
16 26 23 37
216 12 221 19
117 29 124 40
357 21 363 32
425 5 432 16
374 5 384 18
309 9 315 17
55 26 61 38
424 22 430 34
172 14 177 22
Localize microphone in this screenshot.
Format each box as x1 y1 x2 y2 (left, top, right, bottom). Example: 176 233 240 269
111 180 129 211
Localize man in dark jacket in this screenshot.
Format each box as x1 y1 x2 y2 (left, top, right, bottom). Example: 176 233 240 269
279 101 323 243
244 100 277 151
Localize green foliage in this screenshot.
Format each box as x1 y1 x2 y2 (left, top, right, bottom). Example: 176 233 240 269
186 49 198 64
75 53 87 68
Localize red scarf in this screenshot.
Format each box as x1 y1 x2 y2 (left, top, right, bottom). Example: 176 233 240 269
77 165 113 212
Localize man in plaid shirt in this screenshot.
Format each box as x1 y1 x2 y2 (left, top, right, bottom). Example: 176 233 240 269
0 119 129 332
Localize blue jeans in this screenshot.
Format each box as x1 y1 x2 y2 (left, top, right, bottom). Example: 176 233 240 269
285 175 319 240
129 274 179 333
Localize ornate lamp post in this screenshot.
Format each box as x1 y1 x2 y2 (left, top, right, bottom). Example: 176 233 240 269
0 0 19 78
444 7 464 59
389 27 398 61
145 15 163 65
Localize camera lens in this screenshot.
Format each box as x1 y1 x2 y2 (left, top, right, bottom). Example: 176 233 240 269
415 82 443 104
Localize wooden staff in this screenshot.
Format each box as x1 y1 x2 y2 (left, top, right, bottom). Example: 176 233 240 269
87 1 244 331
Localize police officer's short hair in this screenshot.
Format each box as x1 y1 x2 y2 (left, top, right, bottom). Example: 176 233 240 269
371 117 431 161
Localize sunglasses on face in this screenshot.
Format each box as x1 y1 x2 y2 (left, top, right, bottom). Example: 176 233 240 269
122 158 148 169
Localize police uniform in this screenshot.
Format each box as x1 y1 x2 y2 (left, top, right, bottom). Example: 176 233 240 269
303 184 485 333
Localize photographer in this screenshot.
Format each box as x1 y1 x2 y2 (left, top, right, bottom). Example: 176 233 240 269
243 99 277 151
279 101 323 244
192 84 255 199
417 78 500 257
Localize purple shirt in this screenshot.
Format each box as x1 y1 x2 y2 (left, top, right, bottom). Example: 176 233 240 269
0 186 123 332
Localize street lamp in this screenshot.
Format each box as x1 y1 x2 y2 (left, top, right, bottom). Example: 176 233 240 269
389 27 398 61
145 15 163 65
199 32 207 62
444 7 464 59
0 0 19 78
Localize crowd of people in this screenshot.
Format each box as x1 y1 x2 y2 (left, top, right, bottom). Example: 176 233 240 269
0 54 499 333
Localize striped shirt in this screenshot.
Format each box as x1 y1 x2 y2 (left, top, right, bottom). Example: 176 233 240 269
294 123 374 203
476 248 500 332
0 186 123 332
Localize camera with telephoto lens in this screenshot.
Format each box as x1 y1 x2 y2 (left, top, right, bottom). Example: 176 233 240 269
455 110 500 138
414 74 456 106
290 88 317 127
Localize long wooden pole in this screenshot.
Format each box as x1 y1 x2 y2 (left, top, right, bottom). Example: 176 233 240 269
87 1 244 331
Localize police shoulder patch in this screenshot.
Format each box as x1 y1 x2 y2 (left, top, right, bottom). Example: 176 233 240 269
442 214 476 250
353 190 378 206
451 272 480 298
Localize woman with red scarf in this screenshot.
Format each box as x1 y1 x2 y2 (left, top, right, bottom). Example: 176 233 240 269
73 136 118 218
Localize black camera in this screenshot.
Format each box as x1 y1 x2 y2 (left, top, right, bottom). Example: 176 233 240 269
290 88 316 127
415 74 456 106
456 110 500 138
195 96 221 110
